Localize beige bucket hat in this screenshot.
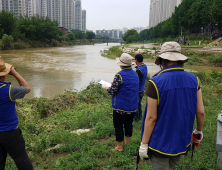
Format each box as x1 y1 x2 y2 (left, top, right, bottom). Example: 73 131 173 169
155 41 188 65
0 56 12 76
116 53 133 66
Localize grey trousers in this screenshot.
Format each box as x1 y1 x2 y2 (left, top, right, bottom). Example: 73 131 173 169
150 155 182 170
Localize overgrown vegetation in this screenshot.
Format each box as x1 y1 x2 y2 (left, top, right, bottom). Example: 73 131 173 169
182 49 222 67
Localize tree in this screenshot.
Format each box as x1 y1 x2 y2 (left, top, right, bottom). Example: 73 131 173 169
211 0 222 26
71 30 87 40
67 33 76 41
86 31 95 39
16 16 63 41
0 10 15 37
188 0 212 33
122 29 139 43
140 29 148 41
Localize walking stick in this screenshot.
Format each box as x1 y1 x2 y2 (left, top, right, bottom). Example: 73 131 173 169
136 152 140 170
136 150 149 170
190 134 201 168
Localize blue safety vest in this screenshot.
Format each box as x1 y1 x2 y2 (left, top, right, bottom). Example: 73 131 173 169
136 63 148 92
112 67 139 112
0 82 18 132
141 65 199 156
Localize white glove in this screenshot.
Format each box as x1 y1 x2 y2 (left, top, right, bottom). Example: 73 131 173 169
192 129 203 144
139 142 149 160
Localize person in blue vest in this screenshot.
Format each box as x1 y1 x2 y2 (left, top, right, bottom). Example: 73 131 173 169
0 56 33 170
103 53 139 151
133 54 148 122
138 42 205 169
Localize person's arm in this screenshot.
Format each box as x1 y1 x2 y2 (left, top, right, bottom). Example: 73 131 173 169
136 69 143 82
141 97 158 144
9 67 31 94
104 74 122 96
196 89 205 131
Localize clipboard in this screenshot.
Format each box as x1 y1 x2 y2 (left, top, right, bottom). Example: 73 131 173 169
97 79 111 87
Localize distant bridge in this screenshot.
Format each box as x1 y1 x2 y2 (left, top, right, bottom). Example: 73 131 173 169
73 39 126 45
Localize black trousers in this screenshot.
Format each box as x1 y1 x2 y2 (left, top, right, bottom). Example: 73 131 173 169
0 128 33 170
113 110 135 142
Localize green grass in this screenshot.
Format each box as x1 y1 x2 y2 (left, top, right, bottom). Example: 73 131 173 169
182 49 222 67
4 70 222 169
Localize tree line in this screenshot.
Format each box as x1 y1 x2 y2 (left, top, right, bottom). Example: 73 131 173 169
0 10 97 49
139 0 222 41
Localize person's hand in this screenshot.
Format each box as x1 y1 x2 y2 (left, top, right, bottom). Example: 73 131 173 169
102 84 108 90
139 142 149 160
192 129 203 148
8 66 17 76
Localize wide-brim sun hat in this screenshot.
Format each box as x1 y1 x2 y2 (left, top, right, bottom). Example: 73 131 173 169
116 53 133 66
0 56 12 76
155 41 188 65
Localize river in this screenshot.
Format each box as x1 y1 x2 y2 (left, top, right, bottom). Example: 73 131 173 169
0 43 160 98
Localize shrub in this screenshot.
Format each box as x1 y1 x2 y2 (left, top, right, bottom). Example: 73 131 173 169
13 40 27 49
51 39 59 47
1 34 14 50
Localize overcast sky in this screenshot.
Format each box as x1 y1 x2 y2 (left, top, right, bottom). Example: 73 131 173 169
82 0 150 32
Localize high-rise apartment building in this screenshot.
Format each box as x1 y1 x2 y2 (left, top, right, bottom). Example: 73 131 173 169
25 0 33 17
36 0 47 17
47 0 62 27
0 1 2 11
62 0 75 31
1 0 26 17
96 29 123 39
82 10 86 32
149 0 183 28
74 0 82 31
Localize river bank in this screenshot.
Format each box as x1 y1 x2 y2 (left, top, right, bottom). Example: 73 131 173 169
102 44 222 68
0 39 97 51
5 70 222 169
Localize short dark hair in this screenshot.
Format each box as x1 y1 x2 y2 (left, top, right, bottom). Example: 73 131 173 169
159 58 184 68
134 54 143 62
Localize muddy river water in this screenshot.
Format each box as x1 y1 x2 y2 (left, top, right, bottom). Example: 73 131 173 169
0 43 161 98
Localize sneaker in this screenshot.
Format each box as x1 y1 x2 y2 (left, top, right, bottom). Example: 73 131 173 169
218 114 222 123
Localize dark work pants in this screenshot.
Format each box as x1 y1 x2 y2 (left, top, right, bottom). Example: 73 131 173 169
113 110 135 142
134 92 144 121
0 128 33 170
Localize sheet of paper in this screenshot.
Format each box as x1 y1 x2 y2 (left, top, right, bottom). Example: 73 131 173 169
97 79 111 87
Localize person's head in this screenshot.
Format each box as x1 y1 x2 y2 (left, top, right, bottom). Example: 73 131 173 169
0 56 12 81
155 41 188 69
134 54 143 65
116 53 133 69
